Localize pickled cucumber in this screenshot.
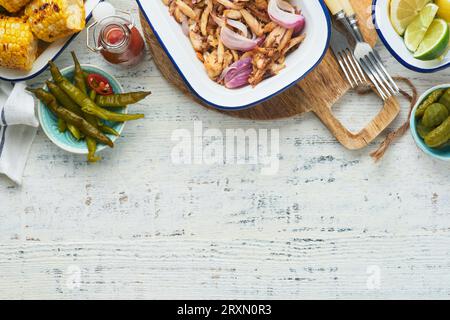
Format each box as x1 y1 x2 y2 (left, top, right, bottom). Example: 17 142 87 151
422 103 449 128
439 88 450 112
425 116 450 148
416 89 445 118
417 121 434 139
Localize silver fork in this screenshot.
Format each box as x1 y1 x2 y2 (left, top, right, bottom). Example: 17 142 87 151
325 0 387 99
330 22 367 89
338 0 400 100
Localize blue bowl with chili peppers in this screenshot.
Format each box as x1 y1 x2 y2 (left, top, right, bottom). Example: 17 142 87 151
37 64 127 155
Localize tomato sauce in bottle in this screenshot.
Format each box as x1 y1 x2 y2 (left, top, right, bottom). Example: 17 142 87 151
87 15 145 67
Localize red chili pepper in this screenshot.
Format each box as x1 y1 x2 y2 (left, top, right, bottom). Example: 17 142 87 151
87 73 114 96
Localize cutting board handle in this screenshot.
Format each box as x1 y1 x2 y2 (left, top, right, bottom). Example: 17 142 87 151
312 95 400 150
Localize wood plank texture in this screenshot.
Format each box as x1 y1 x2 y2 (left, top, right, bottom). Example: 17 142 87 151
1 236 450 299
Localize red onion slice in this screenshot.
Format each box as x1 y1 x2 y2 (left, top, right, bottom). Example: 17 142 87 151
226 19 249 38
219 57 253 89
277 0 295 13
220 26 259 52
268 0 305 31
225 68 252 88
219 57 252 80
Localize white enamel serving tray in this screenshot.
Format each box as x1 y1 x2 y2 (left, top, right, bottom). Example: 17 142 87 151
137 0 331 110
0 0 102 82
373 0 450 73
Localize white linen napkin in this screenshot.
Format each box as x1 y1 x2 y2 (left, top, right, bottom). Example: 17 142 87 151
0 82 39 185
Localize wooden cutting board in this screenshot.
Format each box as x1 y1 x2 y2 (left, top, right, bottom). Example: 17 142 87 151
139 0 400 150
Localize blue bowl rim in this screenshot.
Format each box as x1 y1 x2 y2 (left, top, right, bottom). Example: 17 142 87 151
410 84 450 161
372 0 450 74
37 64 126 155
136 0 332 111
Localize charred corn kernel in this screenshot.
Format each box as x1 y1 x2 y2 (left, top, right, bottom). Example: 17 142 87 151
25 0 85 43
0 16 38 71
0 0 32 13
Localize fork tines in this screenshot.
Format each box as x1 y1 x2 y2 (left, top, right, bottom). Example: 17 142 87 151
336 49 367 89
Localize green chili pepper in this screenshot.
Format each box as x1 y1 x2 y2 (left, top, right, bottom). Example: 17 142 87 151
71 52 88 95
83 87 101 162
89 90 97 101
67 124 83 140
86 136 100 162
72 52 101 162
46 81 82 116
57 118 67 132
416 89 445 119
28 88 113 148
95 92 151 108
49 62 144 123
98 123 120 136
91 87 125 136
47 81 84 140
425 116 450 148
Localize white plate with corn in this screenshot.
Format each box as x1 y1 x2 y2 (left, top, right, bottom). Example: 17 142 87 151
0 0 101 82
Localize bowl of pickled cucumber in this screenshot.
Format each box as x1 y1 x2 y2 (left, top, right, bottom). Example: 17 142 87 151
411 84 450 161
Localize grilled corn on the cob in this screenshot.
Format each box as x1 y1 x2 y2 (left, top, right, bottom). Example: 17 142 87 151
0 15 38 71
0 0 32 13
25 0 85 42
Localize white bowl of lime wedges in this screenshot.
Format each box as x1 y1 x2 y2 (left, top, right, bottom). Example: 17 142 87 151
373 0 450 73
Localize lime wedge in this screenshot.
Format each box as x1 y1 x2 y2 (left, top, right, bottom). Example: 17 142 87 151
404 3 439 52
414 19 450 60
390 0 432 36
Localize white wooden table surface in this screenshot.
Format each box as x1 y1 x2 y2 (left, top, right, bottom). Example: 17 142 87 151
1 1 449 300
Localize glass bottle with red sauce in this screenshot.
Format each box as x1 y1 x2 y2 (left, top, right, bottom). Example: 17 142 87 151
87 13 145 66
